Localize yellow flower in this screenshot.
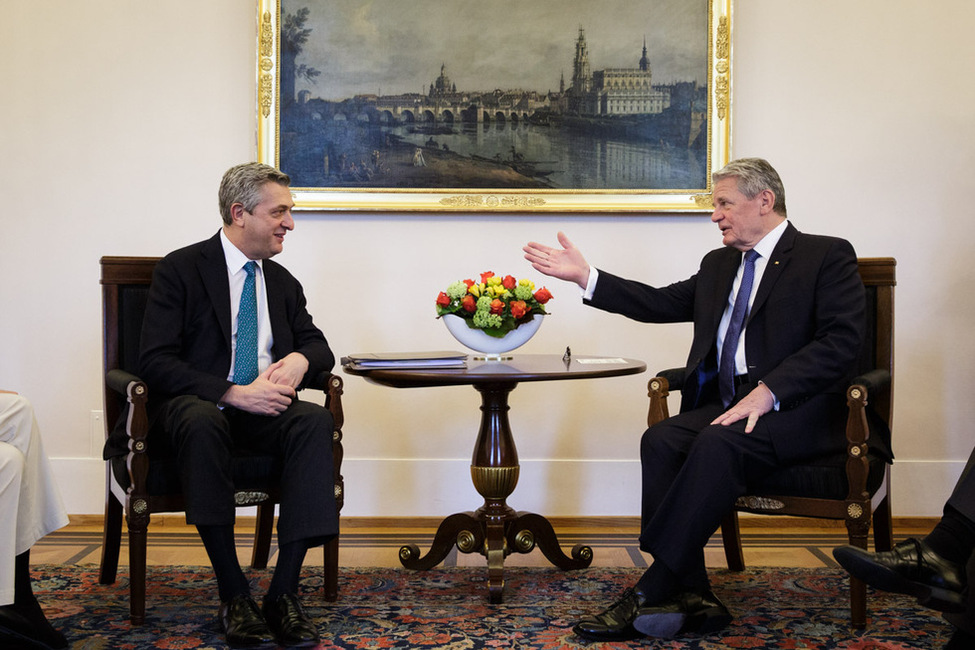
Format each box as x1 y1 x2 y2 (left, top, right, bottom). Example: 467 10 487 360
468 283 481 297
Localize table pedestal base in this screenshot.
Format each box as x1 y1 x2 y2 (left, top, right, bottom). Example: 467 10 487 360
398 507 593 603
398 381 592 603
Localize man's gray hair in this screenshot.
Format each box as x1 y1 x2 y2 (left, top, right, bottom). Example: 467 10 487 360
218 162 291 224
712 158 787 217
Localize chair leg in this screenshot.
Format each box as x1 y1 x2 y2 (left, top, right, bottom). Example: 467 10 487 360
872 493 894 553
128 525 148 626
324 536 339 602
99 492 123 585
846 514 871 629
251 503 275 569
721 512 746 571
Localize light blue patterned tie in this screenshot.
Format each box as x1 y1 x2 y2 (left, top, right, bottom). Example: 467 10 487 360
234 261 259 385
719 249 759 407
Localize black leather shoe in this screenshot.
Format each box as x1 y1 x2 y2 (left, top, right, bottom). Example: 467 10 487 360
833 539 968 613
677 588 732 634
632 589 731 638
0 604 68 649
219 595 276 649
572 587 648 641
262 593 320 648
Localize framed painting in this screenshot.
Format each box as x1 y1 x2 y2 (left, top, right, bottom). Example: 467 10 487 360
256 0 732 212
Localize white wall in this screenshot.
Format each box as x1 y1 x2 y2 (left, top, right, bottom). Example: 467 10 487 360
2 1 973 518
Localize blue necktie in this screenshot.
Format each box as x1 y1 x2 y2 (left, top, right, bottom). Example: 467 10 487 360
234 261 259 385
720 250 759 407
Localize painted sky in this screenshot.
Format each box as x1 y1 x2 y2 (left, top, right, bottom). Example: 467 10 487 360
286 0 708 100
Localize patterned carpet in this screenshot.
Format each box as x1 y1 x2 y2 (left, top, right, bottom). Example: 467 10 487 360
30 565 955 649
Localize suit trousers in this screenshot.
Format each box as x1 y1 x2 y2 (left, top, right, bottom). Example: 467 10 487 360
0 394 69 605
638 400 781 583
158 395 338 546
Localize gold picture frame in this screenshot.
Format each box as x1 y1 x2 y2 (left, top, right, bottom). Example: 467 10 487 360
257 0 731 213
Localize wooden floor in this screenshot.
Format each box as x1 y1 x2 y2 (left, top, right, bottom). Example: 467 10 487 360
34 515 935 570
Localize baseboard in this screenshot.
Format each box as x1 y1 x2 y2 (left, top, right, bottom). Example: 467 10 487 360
65 513 939 532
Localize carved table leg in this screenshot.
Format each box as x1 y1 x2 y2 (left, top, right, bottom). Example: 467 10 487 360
399 511 481 571
508 511 593 570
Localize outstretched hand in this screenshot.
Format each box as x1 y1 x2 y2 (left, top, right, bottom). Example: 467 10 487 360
523 231 590 289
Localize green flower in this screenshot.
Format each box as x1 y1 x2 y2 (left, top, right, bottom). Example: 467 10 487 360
473 310 503 329
446 281 468 300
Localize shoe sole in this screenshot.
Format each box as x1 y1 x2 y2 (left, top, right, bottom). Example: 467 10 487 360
834 548 967 614
684 606 733 634
632 611 686 638
571 624 642 641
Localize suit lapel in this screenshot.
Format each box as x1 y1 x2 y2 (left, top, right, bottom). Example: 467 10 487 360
198 232 233 349
263 261 289 357
705 247 742 337
748 222 798 321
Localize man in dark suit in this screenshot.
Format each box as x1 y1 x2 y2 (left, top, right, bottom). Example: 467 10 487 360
524 158 874 640
834 444 974 648
135 163 335 649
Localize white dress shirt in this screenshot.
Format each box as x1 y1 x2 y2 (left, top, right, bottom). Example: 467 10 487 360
220 230 274 383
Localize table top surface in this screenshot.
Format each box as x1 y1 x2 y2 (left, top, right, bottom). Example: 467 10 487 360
342 353 646 388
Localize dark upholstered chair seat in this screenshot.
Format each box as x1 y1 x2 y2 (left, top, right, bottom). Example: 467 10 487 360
752 452 887 500
110 454 283 499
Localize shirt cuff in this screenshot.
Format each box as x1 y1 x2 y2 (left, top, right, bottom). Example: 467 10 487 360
758 380 781 411
582 267 599 301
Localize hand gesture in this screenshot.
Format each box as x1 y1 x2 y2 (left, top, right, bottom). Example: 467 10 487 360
523 231 590 289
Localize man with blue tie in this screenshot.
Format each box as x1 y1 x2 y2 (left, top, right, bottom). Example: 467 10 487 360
524 158 880 640
136 163 335 648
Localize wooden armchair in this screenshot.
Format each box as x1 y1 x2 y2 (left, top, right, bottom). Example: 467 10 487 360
97 256 346 625
646 257 896 629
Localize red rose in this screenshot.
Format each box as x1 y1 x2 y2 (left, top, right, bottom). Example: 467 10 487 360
463 278 475 288
490 298 504 315
480 271 495 284
461 294 476 312
502 275 517 290
534 287 553 304
510 300 530 319
436 292 451 307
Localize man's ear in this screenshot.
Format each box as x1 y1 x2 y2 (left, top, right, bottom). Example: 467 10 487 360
759 189 776 214
229 202 246 226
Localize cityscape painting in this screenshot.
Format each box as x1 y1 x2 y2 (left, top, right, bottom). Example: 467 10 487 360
256 0 732 212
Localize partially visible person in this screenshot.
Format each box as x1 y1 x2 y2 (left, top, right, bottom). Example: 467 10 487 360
834 444 975 648
0 391 70 649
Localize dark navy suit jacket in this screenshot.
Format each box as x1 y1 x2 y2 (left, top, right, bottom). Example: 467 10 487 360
104 231 333 458
586 222 880 463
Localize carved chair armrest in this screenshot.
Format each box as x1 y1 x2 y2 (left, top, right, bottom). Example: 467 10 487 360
647 367 685 427
105 369 151 500
317 373 346 510
851 369 891 395
107 368 142 396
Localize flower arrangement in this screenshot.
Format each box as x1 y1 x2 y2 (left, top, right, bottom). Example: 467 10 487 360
436 271 553 338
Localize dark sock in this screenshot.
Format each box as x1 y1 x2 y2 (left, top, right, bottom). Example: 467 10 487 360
266 540 310 601
924 506 975 567
197 525 250 602
634 560 681 605
5 551 67 648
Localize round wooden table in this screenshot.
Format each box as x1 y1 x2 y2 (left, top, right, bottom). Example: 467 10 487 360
344 353 646 602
